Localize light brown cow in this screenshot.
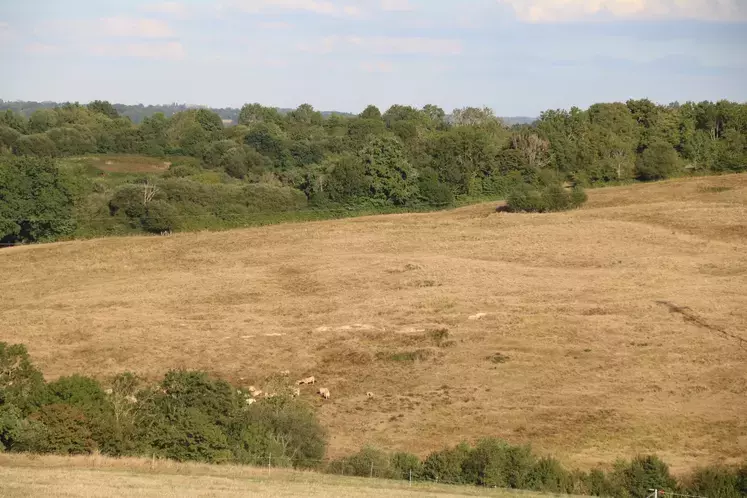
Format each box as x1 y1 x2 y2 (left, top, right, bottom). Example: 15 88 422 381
297 376 315 385
318 388 330 400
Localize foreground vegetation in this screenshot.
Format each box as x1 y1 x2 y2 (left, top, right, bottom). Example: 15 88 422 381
2 343 745 497
1 98 745 243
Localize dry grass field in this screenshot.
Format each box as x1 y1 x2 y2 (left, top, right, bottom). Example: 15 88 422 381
65 154 172 173
0 454 553 498
2 174 746 473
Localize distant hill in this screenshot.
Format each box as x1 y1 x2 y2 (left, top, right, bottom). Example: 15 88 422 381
0 100 353 124
501 116 537 126
0 100 529 126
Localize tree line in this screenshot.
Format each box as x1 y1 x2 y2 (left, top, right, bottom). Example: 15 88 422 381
1 98 745 243
1 342 745 497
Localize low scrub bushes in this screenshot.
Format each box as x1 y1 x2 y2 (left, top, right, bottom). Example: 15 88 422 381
506 182 587 213
0 342 326 467
2 341 745 498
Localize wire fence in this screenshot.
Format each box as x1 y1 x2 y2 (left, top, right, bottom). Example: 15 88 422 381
184 453 590 496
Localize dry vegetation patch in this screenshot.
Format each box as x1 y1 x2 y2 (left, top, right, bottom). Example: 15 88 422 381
2 174 747 473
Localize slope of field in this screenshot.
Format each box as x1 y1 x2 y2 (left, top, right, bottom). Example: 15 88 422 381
2 174 746 473
62 154 173 174
0 454 552 498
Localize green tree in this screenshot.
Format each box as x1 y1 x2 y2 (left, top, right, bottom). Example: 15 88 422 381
359 105 382 120
636 142 680 180
0 156 77 243
358 136 418 205
13 134 59 157
87 100 119 119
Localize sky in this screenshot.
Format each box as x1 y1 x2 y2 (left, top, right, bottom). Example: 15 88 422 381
1 0 746 116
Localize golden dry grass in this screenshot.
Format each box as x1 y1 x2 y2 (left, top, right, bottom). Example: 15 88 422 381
0 454 555 497
2 174 747 473
74 154 171 173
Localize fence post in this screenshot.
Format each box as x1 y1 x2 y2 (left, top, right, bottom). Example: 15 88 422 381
370 461 373 478
409 469 412 487
268 454 271 477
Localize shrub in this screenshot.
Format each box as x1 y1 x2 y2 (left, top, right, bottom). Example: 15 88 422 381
636 142 680 180
0 343 47 415
421 442 472 484
610 455 677 498
528 456 573 493
242 183 308 212
141 200 179 233
239 396 327 468
570 185 588 207
46 127 96 155
0 405 24 451
506 182 587 213
418 169 454 207
13 133 59 157
0 125 21 151
27 404 96 455
327 446 397 479
686 466 742 498
506 183 545 212
46 375 107 407
391 452 423 480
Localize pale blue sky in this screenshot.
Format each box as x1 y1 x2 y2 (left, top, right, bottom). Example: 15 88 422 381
1 0 745 116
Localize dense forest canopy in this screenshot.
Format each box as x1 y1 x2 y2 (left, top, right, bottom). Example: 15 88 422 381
0 98 745 244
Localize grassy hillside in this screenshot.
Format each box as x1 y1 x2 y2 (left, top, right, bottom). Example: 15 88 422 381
1 174 746 473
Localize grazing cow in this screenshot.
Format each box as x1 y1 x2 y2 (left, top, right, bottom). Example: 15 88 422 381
280 370 290 376
297 376 316 385
104 388 113 395
253 390 263 397
246 398 256 405
318 388 330 400
292 387 301 397
366 392 374 399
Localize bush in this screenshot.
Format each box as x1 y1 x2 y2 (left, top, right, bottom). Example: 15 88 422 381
13 133 59 157
0 125 21 151
610 455 677 498
528 456 573 493
242 183 308 212
421 442 472 484
391 452 423 480
686 466 742 498
46 127 96 155
327 446 397 479
27 404 97 455
506 182 587 213
418 169 454 207
0 343 47 416
636 142 680 180
141 200 179 233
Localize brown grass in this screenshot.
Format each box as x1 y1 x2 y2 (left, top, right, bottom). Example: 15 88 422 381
0 453 555 498
2 174 747 473
75 154 172 173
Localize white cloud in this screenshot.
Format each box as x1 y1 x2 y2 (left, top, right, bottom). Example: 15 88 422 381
230 0 359 16
141 2 189 18
24 43 62 55
498 0 747 22
258 21 293 29
361 60 395 72
299 35 462 55
101 17 175 38
90 41 185 60
381 0 413 12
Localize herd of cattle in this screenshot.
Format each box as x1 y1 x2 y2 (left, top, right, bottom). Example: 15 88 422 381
242 374 375 404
